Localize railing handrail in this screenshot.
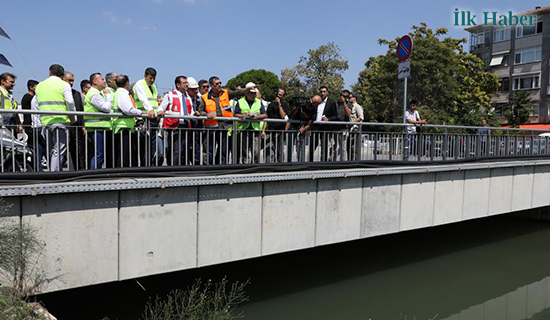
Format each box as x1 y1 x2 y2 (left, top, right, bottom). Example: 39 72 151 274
0 109 548 133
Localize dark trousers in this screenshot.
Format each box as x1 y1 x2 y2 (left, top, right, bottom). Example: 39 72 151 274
237 130 260 164
88 130 113 169
114 130 138 168
166 128 201 166
138 119 161 166
69 126 86 170
265 131 285 163
206 129 227 165
309 131 329 162
29 127 46 172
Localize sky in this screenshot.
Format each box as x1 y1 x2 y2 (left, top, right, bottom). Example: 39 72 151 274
0 0 545 100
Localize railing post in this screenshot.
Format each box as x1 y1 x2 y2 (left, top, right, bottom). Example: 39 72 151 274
403 127 408 161
442 128 448 161
504 132 510 156
356 125 362 161
430 133 435 161
475 133 481 159
372 132 380 161
232 120 238 165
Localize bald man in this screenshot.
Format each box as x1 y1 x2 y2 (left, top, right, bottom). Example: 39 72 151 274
288 95 321 162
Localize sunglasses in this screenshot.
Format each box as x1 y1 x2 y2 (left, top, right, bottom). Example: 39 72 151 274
201 85 209 88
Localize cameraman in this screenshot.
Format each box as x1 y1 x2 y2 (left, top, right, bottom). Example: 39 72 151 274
265 88 289 163
289 95 322 162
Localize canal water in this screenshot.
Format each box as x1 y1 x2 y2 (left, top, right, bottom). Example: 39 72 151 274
38 213 550 320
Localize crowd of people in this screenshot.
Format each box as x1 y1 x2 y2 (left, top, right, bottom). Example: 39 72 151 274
0 64 370 171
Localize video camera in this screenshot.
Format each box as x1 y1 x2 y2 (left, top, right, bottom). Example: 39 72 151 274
288 95 310 109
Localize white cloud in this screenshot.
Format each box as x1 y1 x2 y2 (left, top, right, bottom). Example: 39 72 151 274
103 11 132 25
142 25 159 31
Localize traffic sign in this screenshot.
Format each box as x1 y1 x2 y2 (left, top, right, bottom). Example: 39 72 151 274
398 61 410 79
397 35 413 61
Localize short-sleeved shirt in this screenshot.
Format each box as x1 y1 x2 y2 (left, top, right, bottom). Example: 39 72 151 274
266 101 289 130
350 102 364 122
406 109 420 134
234 99 266 115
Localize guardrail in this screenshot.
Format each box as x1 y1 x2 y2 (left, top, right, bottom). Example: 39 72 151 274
0 109 549 173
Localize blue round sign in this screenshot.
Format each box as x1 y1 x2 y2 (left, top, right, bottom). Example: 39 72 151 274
397 35 413 61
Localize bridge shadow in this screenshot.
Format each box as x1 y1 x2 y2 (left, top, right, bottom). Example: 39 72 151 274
36 210 550 320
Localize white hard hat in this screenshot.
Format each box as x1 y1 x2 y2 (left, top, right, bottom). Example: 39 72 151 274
245 82 258 93
187 77 199 89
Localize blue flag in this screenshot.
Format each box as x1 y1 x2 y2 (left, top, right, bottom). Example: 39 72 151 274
0 26 10 40
0 54 13 67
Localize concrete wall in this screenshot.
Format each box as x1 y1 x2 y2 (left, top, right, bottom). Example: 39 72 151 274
3 164 550 293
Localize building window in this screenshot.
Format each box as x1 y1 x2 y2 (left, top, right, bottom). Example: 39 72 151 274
497 78 510 92
516 17 543 37
494 26 511 42
476 51 491 68
514 46 542 64
470 28 491 50
513 75 540 90
531 104 539 116
503 54 509 66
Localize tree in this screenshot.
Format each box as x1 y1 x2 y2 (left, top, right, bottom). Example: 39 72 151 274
505 91 534 127
0 200 57 319
226 69 283 102
353 23 499 127
281 42 349 100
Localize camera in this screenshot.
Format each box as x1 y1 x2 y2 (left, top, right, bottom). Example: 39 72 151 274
288 95 310 109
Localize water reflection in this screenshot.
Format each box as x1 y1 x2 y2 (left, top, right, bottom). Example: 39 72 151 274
38 214 550 320
238 216 550 320
442 277 550 320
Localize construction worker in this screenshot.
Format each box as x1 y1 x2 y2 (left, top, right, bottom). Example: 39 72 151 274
84 73 113 169
234 82 267 164
0 72 22 133
133 67 162 166
199 76 258 164
31 64 76 171
112 75 144 168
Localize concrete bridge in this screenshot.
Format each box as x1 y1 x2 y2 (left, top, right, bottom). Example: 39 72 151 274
2 159 550 293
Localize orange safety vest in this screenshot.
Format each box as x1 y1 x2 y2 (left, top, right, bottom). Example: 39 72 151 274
202 90 233 127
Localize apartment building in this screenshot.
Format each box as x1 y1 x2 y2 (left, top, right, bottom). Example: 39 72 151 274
466 6 550 126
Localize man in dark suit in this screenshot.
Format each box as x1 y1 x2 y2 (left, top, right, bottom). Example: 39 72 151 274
309 85 337 162
63 72 86 170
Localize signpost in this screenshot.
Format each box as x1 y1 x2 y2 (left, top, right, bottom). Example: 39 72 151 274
397 35 412 124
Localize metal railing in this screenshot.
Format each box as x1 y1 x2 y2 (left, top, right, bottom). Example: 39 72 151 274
0 109 549 173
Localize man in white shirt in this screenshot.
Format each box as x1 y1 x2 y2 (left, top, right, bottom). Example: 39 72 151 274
84 73 113 169
133 67 162 166
349 92 364 161
405 100 427 160
112 75 144 168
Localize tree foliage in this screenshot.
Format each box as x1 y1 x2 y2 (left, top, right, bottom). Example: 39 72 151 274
353 23 499 126
226 69 282 102
141 277 249 320
505 91 534 127
281 42 349 100
0 201 56 319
